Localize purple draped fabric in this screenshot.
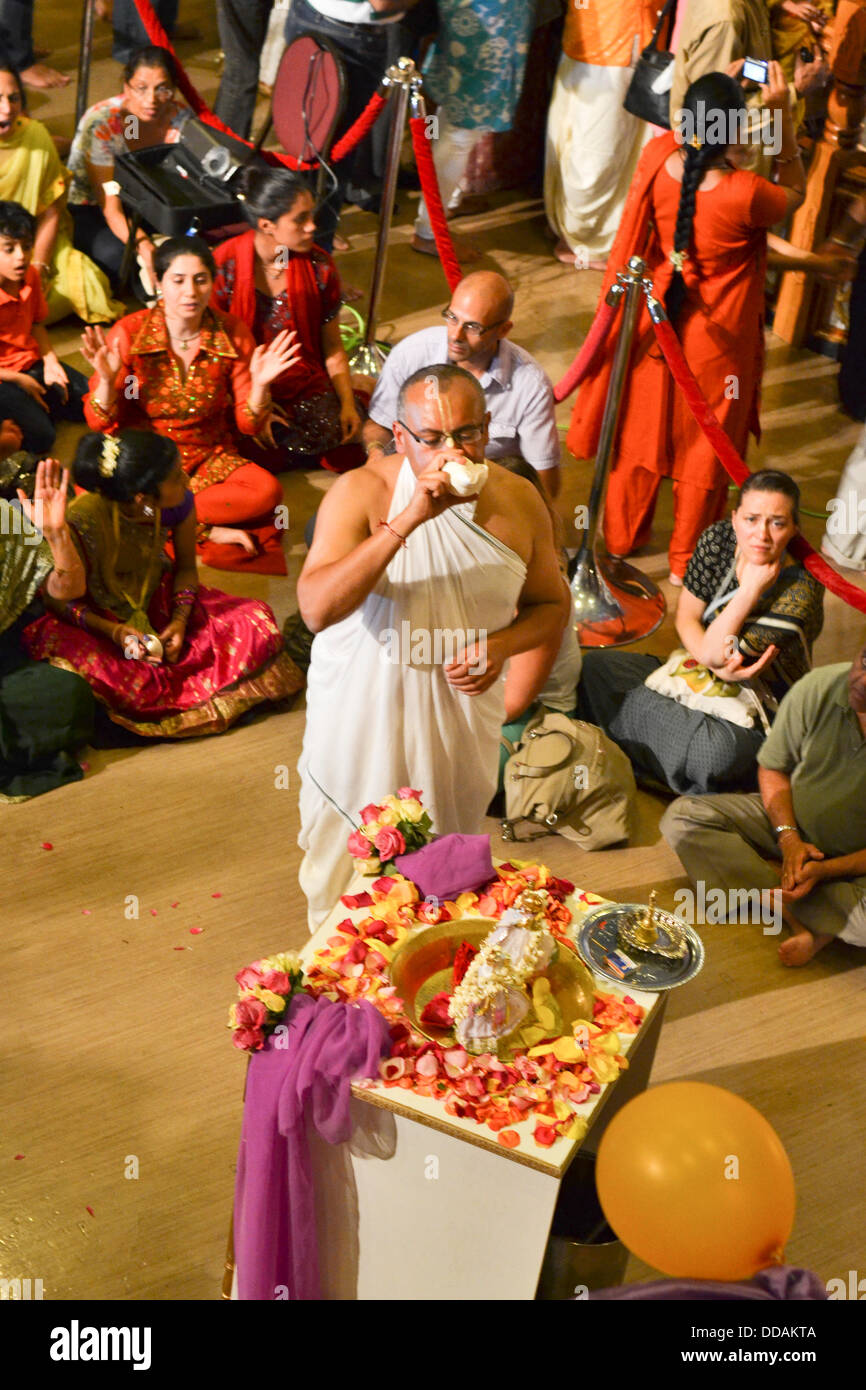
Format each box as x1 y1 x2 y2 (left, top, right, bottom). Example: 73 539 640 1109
590 1267 828 1301
233 993 390 1301
395 833 495 901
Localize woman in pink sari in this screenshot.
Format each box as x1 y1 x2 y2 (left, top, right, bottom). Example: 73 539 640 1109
21 430 303 736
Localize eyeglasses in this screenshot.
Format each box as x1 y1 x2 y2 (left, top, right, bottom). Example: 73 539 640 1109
397 420 485 449
441 307 506 337
128 83 174 100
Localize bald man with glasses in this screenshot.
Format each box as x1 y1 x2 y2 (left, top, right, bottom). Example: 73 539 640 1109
362 271 561 497
298 362 569 928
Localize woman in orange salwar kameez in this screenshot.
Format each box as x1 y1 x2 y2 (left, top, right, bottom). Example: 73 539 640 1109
568 67 804 581
81 236 298 575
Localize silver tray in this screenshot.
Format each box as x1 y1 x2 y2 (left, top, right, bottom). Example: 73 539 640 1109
578 902 705 991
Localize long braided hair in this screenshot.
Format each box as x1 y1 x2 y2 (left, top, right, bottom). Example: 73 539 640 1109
666 74 748 325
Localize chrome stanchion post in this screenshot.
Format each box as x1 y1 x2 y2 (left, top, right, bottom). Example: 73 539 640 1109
570 255 666 648
349 58 423 377
75 0 97 131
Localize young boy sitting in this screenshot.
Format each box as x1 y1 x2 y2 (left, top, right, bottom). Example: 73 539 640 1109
0 201 88 453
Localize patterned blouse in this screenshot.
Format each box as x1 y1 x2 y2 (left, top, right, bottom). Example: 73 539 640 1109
68 96 191 206
82 303 262 492
683 519 825 703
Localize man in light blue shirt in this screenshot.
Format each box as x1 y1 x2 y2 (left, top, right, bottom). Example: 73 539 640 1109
363 271 561 496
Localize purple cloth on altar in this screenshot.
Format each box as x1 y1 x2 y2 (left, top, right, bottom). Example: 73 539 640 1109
394 833 494 900
233 993 390 1301
590 1267 828 1301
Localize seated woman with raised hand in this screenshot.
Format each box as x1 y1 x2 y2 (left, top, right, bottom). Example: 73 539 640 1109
0 456 95 800
67 45 190 295
212 165 366 474
577 471 825 796
80 235 299 573
20 430 304 738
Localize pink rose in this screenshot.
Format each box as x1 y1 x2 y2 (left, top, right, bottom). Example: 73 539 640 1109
348 829 374 859
359 804 381 825
260 970 291 994
397 787 422 801
374 827 406 860
235 965 263 991
233 1027 265 1051
234 997 268 1030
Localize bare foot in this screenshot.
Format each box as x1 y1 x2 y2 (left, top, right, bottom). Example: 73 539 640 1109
208 525 256 555
554 239 607 271
411 233 481 263
332 233 351 253
20 63 71 89
341 284 365 304
668 573 684 587
778 929 832 966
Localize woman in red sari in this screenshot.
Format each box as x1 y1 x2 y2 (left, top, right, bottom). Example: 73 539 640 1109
568 66 805 582
212 166 365 474
80 235 298 573
21 430 303 737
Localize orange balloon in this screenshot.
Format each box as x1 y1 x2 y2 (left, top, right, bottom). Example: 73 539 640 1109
596 1082 795 1281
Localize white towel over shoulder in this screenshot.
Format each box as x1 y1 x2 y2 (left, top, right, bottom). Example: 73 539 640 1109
298 458 527 929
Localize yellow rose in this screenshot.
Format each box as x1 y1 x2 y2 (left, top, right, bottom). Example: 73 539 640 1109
228 1004 238 1029
386 878 419 907
256 989 287 1013
398 798 423 820
262 951 302 976
360 856 382 875
376 806 399 827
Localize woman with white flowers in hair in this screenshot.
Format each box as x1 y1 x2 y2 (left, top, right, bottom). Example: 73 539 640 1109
568 65 804 583
20 430 303 737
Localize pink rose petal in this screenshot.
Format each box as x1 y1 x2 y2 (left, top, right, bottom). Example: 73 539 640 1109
14 1154 24 1160
79 761 90 772
82 909 92 916
189 927 203 935
41 842 53 851
150 909 158 916
211 892 222 899
86 1206 95 1217
170 902 179 908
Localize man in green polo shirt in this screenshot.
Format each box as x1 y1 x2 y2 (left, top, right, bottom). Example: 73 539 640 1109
661 638 866 966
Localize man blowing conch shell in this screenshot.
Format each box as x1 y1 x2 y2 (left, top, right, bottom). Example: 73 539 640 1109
297 364 570 929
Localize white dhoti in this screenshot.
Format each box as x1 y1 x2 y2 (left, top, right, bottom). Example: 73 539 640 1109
822 423 866 571
298 458 527 930
544 56 651 259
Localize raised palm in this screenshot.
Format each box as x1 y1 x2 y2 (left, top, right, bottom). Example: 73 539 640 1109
249 329 300 388
16 458 70 537
81 325 121 380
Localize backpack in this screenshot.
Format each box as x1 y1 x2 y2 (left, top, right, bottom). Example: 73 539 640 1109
500 709 636 851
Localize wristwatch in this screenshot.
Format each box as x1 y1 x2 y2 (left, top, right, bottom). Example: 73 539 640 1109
103 179 121 198
773 824 799 837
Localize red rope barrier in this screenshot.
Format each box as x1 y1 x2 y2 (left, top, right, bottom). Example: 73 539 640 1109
130 0 387 170
553 299 619 402
332 93 389 163
652 315 866 618
409 115 462 291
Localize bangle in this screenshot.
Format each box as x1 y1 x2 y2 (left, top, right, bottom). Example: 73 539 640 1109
88 395 114 421
378 519 407 548
831 236 857 250
65 600 90 629
774 824 799 837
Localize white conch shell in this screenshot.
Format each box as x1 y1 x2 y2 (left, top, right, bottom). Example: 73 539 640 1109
443 458 489 497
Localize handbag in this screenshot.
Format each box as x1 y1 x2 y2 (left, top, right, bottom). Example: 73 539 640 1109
623 0 677 129
500 709 636 851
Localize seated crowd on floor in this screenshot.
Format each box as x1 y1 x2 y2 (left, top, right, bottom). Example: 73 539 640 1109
1 2 865 971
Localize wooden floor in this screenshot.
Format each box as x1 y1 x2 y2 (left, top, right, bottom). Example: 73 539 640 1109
2 1 865 1301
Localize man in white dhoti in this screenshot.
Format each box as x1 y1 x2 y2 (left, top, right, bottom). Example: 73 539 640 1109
297 364 569 929
544 1 659 265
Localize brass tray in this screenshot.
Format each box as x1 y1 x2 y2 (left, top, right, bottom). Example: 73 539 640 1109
388 917 596 1052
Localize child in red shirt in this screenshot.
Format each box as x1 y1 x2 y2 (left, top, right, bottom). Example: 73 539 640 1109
0 201 89 453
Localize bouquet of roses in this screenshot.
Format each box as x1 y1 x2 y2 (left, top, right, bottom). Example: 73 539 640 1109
347 787 433 876
228 950 306 1052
